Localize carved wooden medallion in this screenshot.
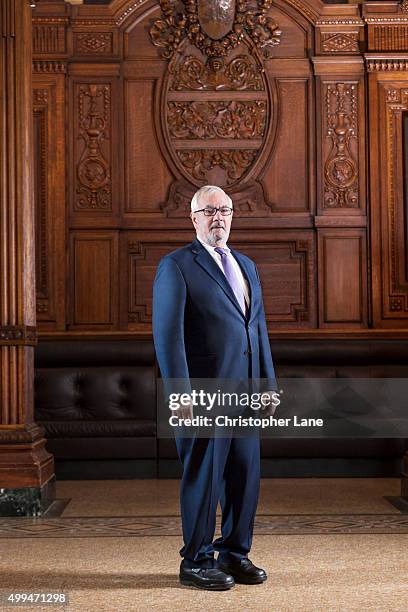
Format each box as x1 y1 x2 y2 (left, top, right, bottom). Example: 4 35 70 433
197 0 236 40
162 44 271 192
150 1 281 214
150 0 281 60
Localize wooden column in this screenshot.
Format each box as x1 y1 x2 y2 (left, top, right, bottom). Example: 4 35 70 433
0 0 55 516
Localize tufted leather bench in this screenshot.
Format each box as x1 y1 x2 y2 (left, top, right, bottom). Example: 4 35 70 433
34 338 408 478
34 340 157 478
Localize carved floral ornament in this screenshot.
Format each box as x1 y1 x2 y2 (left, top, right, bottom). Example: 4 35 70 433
324 83 358 209
147 1 281 211
150 0 281 61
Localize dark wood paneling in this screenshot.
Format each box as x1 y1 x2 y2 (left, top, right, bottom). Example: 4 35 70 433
262 79 311 212
233 231 317 327
314 58 366 217
31 0 408 336
124 78 173 214
68 75 121 224
269 3 310 58
121 230 316 331
318 229 367 327
32 72 66 330
368 72 408 326
69 231 119 329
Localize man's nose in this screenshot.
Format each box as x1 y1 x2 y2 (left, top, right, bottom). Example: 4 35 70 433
214 208 223 220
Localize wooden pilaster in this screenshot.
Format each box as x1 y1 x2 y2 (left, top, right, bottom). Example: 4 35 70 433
0 0 55 516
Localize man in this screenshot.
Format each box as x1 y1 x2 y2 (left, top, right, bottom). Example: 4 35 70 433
152 185 277 590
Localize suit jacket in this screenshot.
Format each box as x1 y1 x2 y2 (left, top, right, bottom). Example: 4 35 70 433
152 238 276 392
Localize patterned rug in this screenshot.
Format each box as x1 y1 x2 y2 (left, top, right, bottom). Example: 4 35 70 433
1 513 408 538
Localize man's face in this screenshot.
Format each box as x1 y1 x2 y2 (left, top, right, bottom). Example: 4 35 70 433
190 191 233 247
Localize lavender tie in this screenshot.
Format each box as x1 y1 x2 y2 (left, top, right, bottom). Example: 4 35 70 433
214 247 248 316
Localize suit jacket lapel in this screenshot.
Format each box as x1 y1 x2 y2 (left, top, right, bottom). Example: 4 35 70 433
190 239 246 318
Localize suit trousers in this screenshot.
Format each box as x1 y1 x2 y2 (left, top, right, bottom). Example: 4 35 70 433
175 431 260 569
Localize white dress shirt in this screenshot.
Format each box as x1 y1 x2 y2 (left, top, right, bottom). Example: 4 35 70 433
196 235 250 310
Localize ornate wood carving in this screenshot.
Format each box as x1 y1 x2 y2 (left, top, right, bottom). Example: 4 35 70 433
383 86 408 316
368 69 408 326
369 26 408 51
150 0 281 60
160 44 274 207
168 100 266 139
317 18 363 27
33 0 408 340
163 177 268 217
74 32 114 55
321 33 359 53
198 0 236 40
32 18 68 55
74 83 112 210
323 82 358 209
170 54 264 91
32 69 66 330
33 88 49 317
176 149 258 184
0 326 37 345
147 2 281 211
33 61 66 73
0 423 47 445
366 58 408 72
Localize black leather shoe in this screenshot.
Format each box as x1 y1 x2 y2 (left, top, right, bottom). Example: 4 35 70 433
218 558 267 584
179 565 235 590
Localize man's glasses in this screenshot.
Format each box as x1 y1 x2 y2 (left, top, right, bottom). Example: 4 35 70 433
194 206 233 216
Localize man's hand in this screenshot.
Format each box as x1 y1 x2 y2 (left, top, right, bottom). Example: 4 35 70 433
174 397 194 421
260 391 279 418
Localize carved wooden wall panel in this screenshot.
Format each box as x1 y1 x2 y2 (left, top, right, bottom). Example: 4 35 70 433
368 70 408 326
231 231 316 326
31 0 408 336
69 231 119 329
122 230 316 330
261 78 311 213
266 3 309 58
314 59 366 217
72 29 119 59
364 0 408 328
32 68 66 330
125 77 173 215
69 76 120 219
121 232 188 331
33 17 68 56
318 229 367 327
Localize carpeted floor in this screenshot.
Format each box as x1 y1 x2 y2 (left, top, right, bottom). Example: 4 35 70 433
0 479 407 611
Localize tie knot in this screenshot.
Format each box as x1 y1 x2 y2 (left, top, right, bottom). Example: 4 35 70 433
214 247 227 257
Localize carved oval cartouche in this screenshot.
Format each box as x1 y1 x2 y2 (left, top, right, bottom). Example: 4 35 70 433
198 0 236 41
165 44 271 189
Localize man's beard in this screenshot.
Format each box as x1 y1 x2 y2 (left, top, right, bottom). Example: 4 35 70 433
206 225 227 246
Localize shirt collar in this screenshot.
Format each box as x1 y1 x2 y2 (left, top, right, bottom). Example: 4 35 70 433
196 234 230 254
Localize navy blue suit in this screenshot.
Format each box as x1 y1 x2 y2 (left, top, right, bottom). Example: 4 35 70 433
153 238 276 568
